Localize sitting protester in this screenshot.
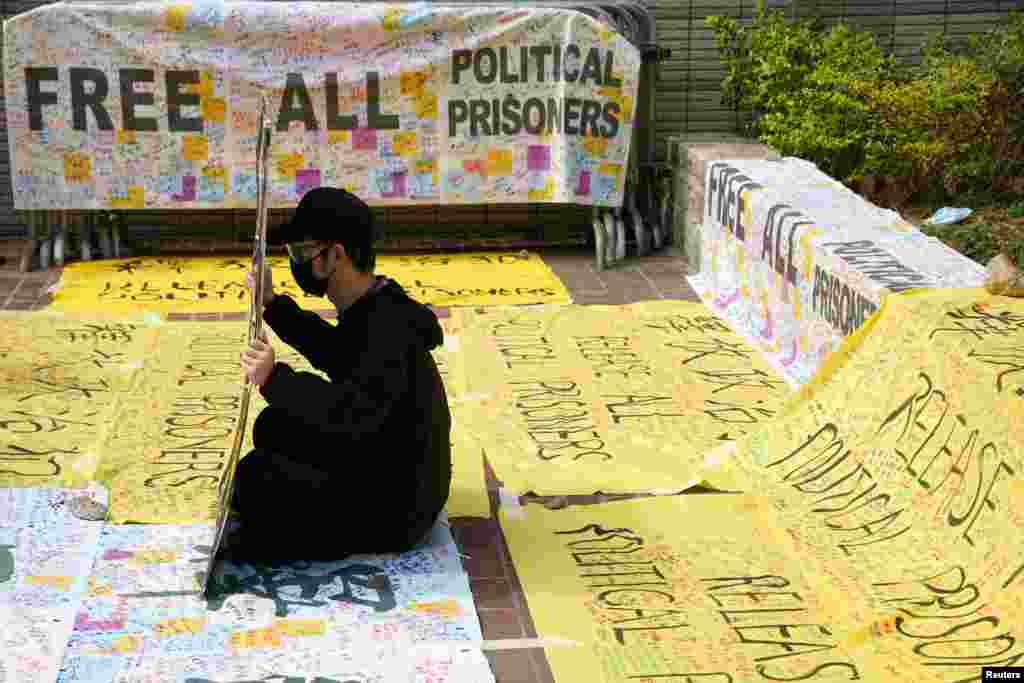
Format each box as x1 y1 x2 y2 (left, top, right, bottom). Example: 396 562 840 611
232 187 451 562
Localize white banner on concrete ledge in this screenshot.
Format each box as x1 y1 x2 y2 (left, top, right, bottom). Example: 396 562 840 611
688 157 987 386
2 1 640 209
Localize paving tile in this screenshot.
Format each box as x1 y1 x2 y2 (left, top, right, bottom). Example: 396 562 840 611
5 301 33 311
554 270 606 293
457 532 506 579
528 649 557 683
166 312 190 321
479 608 526 640
470 578 517 610
456 518 505 554
485 650 542 683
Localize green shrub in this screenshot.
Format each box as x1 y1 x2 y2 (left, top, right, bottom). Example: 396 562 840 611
919 219 1024 267
707 5 1024 204
707 4 893 181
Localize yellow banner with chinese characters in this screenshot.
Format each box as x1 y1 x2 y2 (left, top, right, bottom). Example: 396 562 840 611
48 252 571 314
0 313 489 523
0 312 154 488
454 301 793 495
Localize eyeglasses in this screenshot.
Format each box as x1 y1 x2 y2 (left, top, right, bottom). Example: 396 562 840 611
286 241 330 264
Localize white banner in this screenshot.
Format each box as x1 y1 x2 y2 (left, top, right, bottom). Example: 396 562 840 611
2 1 642 209
689 157 987 385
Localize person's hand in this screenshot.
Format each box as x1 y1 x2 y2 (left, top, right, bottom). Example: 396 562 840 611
244 263 275 307
240 333 276 387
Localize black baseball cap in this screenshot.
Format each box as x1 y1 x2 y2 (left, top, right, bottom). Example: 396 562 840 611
268 187 379 247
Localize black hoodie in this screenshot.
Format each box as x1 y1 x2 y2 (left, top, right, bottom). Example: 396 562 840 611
257 278 452 526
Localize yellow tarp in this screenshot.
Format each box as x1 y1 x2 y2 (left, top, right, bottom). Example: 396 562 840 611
502 495 903 682
48 252 571 314
452 302 792 495
432 314 491 518
0 313 490 523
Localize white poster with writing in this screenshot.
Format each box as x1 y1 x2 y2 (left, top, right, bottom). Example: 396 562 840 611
3 1 641 209
689 157 987 386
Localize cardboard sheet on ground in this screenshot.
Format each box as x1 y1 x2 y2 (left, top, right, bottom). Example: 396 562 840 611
702 288 1024 674
454 302 792 495
49 252 571 313
501 494 912 682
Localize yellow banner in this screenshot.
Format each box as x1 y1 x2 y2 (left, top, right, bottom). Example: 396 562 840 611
49 252 571 314
707 288 1024 609
454 302 792 495
97 322 250 523
0 313 488 523
693 288 1024 674
502 495 911 682
0 312 154 488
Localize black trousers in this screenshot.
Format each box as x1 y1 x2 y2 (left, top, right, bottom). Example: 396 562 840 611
231 405 442 562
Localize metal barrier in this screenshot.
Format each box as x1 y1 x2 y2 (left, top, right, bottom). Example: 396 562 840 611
17 0 669 272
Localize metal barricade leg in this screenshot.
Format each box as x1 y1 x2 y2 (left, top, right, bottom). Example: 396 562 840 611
603 210 616 265
628 185 649 257
592 207 607 271
111 214 122 259
38 212 52 270
54 211 68 267
613 209 626 262
20 212 39 273
96 214 113 259
79 212 94 261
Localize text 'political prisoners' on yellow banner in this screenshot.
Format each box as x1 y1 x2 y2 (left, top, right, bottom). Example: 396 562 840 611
0 315 488 523
49 252 571 314
451 301 793 495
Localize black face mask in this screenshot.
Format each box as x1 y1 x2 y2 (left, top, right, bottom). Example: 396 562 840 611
290 247 332 297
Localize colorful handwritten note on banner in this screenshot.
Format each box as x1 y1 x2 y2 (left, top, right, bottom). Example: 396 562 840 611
50 252 571 314
454 301 792 495
688 157 987 385
704 288 1024 677
3 2 640 209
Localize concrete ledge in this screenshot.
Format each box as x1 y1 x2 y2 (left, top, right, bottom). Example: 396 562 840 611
666 136 777 275
687 156 988 386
